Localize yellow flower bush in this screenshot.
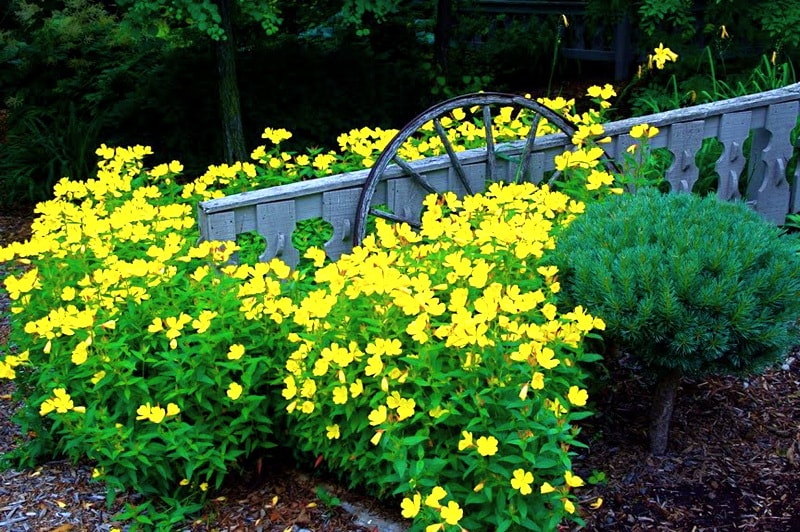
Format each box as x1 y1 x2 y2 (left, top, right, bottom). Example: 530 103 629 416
0 144 297 524
0 86 643 528
281 181 604 531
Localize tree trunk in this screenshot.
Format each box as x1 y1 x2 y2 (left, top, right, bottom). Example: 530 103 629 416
433 0 452 74
649 367 682 455
216 0 247 163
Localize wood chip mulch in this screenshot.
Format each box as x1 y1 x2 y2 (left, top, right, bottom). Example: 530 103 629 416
1 206 799 531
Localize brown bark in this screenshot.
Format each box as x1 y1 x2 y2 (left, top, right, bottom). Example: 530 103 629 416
216 0 247 164
649 366 682 455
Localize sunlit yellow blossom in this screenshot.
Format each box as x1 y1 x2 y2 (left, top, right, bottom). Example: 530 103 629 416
567 386 589 406
565 470 585 487
227 381 243 401
587 83 616 100
167 403 181 416
630 123 660 139
326 424 341 439
425 486 447 508
262 127 293 144
540 482 555 494
71 340 90 365
227 344 245 360
650 43 678 69
350 378 364 398
510 468 535 495
401 492 421 518
39 388 74 415
440 500 463 525
332 385 348 405
458 430 474 451
475 435 499 456
365 353 384 377
136 402 166 423
396 397 416 420
368 405 388 425
563 498 576 513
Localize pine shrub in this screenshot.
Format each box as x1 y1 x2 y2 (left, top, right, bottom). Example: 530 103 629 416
550 190 800 454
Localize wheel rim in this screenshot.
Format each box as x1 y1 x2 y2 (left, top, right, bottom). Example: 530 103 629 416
353 92 579 246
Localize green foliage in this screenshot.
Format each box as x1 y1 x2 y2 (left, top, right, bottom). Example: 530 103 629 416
0 104 104 206
550 190 800 377
628 48 797 116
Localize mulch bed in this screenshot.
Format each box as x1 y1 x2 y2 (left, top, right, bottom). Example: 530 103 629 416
1 206 799 531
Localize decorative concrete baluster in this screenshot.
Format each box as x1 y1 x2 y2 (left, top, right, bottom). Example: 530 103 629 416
664 121 705 193
715 111 752 202
749 101 799 223
258 201 299 267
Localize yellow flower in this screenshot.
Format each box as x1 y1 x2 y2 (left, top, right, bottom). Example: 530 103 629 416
540 482 555 494
200 482 209 492
326 424 340 439
591 497 604 509
425 486 447 508
586 83 616 100
720 25 729 39
563 498 576 514
567 386 589 406
166 403 181 416
227 344 245 360
630 123 660 139
439 500 463 525
303 246 327 267
458 430 473 451
350 378 364 398
136 402 166 424
39 388 74 416
262 127 293 144
364 353 383 377
368 405 388 426
332 385 348 405
227 381 243 401
396 397 416 420
564 470 585 487
650 43 678 69
400 492 421 518
475 435 499 456
510 468 534 495
531 371 545 390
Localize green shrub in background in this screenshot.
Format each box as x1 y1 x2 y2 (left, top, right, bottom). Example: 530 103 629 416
549 190 800 455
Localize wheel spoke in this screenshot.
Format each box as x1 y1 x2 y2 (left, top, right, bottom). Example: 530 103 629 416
369 207 421 229
434 118 474 196
516 111 542 183
483 105 496 183
393 155 438 194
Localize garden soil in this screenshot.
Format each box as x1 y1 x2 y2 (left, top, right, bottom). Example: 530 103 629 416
1 207 799 531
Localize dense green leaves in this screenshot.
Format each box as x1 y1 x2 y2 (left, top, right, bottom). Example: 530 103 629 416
551 189 800 377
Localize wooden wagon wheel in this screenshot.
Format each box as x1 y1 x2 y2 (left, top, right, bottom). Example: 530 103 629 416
353 92 580 246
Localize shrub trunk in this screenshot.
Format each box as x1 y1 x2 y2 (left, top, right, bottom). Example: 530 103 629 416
649 367 682 455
